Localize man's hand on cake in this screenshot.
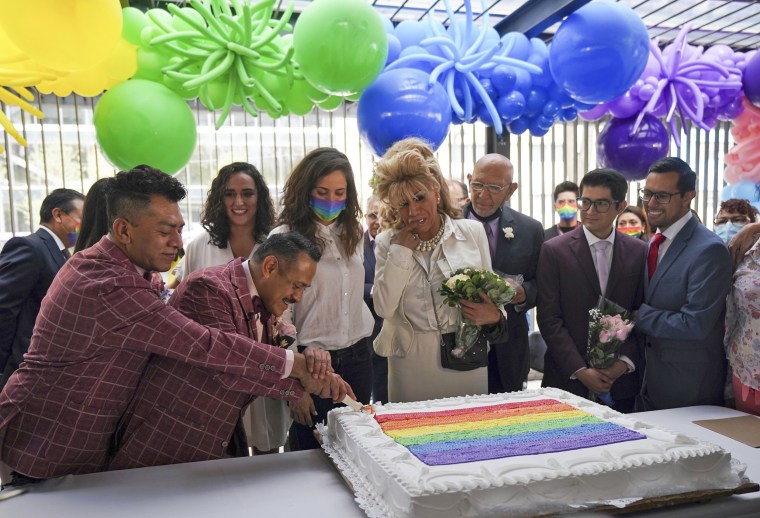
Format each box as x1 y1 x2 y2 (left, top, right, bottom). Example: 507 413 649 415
290 393 317 426
303 346 333 380
576 368 613 393
459 292 501 326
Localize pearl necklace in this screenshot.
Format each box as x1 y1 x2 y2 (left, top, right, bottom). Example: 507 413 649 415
413 217 445 252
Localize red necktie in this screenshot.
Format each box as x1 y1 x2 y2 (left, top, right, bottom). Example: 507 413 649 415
647 233 666 280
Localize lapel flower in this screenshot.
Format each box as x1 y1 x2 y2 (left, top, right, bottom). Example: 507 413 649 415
502 227 515 239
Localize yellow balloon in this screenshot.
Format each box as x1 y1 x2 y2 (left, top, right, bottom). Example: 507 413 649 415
37 38 137 97
0 0 122 72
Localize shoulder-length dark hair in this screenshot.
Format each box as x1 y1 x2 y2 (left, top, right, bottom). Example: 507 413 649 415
74 177 112 253
201 162 274 248
277 148 363 255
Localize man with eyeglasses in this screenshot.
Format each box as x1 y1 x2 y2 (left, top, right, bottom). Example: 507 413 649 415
362 196 387 403
0 188 85 391
634 157 732 411
537 169 645 413
464 154 544 393
544 181 580 241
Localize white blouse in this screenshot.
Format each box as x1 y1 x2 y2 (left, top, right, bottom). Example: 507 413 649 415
269 223 374 351
173 229 257 281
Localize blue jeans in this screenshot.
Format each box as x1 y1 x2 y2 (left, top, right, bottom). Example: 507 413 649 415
289 338 373 451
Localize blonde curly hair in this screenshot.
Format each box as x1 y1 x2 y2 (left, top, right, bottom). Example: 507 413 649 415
372 138 460 230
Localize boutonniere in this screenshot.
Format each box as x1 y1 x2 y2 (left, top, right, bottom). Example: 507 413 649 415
502 227 515 239
273 318 297 349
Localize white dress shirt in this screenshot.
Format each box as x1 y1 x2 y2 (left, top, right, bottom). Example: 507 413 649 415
270 223 374 351
652 211 693 264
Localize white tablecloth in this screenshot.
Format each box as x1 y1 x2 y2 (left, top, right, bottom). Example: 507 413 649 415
1 405 758 517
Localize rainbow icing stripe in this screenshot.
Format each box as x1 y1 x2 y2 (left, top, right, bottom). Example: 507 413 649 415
374 398 646 466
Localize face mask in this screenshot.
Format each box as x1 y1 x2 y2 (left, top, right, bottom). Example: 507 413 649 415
66 223 80 247
714 222 744 244
618 225 642 238
310 196 346 222
556 205 577 221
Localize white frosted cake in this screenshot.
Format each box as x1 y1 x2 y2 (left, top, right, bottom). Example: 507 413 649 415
319 388 746 518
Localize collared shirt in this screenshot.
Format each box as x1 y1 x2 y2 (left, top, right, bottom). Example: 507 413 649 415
571 226 634 377
39 225 67 254
652 211 693 263
583 225 615 283
270 223 374 351
242 259 293 378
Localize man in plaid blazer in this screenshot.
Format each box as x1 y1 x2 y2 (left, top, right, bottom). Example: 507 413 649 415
0 167 348 482
108 234 326 469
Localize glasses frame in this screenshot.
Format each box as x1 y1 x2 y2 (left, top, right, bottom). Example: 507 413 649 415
576 197 619 213
714 216 751 225
639 189 681 204
469 181 508 194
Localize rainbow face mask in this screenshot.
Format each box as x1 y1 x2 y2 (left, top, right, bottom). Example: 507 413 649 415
618 226 642 238
66 223 80 247
556 205 577 221
310 196 346 222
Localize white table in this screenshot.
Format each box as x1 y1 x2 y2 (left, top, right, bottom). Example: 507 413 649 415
1 406 758 517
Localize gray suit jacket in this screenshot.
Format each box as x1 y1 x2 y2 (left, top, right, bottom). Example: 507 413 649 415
464 205 544 391
635 216 732 410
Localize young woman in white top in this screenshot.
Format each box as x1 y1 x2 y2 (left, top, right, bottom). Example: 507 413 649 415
270 147 374 450
170 162 286 454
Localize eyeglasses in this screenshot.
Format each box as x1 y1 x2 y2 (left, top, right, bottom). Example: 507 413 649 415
470 181 508 194
714 216 751 225
639 189 681 204
577 198 618 213
366 212 379 220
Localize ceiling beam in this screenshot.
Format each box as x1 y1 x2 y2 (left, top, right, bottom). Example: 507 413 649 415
494 0 592 37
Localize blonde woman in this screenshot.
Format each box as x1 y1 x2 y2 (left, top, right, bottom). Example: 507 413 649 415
372 138 506 403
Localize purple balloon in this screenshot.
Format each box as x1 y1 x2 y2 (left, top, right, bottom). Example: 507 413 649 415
608 91 645 119
743 52 760 109
357 68 452 157
578 103 608 121
597 114 669 181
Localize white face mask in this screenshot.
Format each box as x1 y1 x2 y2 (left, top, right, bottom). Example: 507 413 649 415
714 222 745 243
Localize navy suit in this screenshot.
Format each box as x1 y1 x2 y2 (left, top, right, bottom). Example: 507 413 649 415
0 228 67 389
363 231 386 402
537 227 646 412
635 216 732 411
464 205 544 393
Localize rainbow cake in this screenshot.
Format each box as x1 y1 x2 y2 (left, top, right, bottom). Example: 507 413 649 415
320 388 746 518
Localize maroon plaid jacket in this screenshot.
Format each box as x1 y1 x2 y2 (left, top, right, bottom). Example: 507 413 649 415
108 258 298 470
0 238 301 479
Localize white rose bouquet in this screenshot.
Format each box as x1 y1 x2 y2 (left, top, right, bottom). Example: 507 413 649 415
439 268 515 357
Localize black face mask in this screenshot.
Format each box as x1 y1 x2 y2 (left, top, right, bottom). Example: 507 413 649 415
469 206 502 223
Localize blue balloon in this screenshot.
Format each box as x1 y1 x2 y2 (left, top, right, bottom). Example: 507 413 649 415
379 15 394 34
514 69 532 95
479 78 497 101
529 117 551 137
357 68 452 157
526 88 548 117
560 107 578 122
731 181 760 202
386 34 402 65
508 117 530 135
543 100 561 117
394 20 428 49
398 45 434 73
491 65 517 95
720 184 734 201
502 32 531 60
549 2 650 103
497 91 526 121
477 102 496 127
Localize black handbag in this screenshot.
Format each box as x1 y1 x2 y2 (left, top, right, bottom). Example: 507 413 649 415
439 331 488 371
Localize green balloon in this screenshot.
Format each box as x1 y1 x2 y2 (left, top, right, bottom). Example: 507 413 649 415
133 47 169 83
293 0 388 95
122 7 150 46
94 80 197 174
285 79 315 116
317 95 343 112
